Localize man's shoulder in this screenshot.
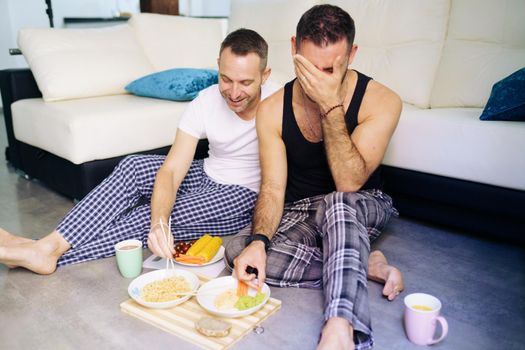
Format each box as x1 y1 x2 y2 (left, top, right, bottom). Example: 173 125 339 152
184 84 228 122
259 87 284 110
257 87 285 131
366 80 402 108
195 84 221 101
362 79 402 118
261 80 282 100
188 84 229 114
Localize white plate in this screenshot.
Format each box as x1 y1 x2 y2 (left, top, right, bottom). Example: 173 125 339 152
175 245 225 267
196 276 270 318
128 269 199 309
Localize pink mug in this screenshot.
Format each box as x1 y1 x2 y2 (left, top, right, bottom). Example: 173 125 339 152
404 293 448 346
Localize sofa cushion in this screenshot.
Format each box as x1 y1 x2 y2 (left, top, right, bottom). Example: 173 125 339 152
480 67 525 121
332 0 450 108
18 25 154 102
431 0 525 108
129 13 226 71
383 105 525 191
125 68 218 101
11 95 188 164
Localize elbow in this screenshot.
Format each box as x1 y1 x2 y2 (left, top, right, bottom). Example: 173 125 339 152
155 166 171 180
334 176 368 193
335 184 361 193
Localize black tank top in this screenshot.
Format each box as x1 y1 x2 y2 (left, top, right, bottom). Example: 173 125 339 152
283 70 382 203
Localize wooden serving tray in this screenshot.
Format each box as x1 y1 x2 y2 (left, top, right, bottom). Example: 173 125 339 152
120 276 281 350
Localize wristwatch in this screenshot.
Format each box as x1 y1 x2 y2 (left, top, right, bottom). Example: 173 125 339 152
245 233 271 252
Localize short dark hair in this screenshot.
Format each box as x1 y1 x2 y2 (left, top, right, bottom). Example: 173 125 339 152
220 28 268 70
296 4 355 51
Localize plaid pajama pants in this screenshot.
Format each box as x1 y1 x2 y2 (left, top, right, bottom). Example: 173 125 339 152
57 155 257 266
225 189 397 350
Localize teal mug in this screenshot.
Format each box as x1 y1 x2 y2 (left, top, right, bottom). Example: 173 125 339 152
115 239 143 278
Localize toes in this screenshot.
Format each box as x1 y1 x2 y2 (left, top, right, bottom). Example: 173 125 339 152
382 283 392 295
387 289 401 301
383 277 403 301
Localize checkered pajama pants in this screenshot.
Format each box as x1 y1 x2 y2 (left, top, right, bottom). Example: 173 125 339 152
56 155 257 266
224 190 397 350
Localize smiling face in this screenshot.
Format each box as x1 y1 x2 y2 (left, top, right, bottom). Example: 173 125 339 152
218 47 270 119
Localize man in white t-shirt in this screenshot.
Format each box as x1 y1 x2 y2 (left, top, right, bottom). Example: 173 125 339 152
0 29 277 274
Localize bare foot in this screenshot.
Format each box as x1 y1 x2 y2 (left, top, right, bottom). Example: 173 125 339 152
0 228 35 268
317 317 355 350
0 232 69 274
368 250 404 301
0 227 34 246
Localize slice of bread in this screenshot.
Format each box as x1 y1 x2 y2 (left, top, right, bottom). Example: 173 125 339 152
195 317 232 337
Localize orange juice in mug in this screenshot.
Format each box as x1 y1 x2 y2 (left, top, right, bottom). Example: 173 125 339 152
404 293 448 345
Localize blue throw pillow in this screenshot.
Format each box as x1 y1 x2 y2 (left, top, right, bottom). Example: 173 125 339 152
480 67 525 121
125 68 218 101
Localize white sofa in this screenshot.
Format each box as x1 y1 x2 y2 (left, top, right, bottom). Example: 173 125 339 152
1 0 524 239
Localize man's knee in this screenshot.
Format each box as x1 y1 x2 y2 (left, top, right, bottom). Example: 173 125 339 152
115 154 163 176
116 155 141 172
324 191 362 207
316 191 361 221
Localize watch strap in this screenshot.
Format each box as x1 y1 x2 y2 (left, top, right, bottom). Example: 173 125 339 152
245 233 271 251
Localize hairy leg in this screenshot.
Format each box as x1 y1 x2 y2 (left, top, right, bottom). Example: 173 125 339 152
368 250 404 301
317 317 355 350
0 231 70 274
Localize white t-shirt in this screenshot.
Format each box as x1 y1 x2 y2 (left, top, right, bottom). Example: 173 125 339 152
177 81 280 193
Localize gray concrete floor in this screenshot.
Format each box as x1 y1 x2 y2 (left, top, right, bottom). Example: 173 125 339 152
1 112 524 350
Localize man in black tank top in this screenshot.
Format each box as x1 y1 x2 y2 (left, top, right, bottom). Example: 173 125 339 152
225 5 403 350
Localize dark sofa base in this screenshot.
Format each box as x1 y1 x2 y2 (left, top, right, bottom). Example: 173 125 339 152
6 140 210 201
382 166 524 242
12 143 169 200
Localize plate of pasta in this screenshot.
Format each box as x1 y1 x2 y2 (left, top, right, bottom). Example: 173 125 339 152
128 269 200 309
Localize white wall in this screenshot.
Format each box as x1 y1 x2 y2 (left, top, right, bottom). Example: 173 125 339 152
0 0 140 71
180 0 230 17
52 0 140 22
0 0 48 70
0 0 140 107
0 1 17 71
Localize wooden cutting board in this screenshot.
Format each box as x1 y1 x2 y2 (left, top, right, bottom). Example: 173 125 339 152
120 276 281 350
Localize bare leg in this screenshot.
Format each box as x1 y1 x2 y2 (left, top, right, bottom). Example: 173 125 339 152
368 250 404 301
0 227 34 246
0 227 36 268
0 231 71 274
317 317 355 350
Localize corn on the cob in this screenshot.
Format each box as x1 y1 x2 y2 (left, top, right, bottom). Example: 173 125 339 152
186 234 212 256
196 236 222 262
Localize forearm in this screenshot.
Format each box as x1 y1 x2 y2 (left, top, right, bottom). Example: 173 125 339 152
150 167 179 226
322 110 369 192
252 183 285 239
